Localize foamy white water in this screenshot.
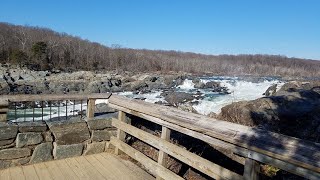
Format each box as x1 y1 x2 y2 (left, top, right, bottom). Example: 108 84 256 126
193 79 284 115
10 76 284 121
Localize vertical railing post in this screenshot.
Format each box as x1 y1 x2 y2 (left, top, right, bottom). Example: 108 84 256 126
0 99 9 122
115 111 127 155
86 98 96 120
244 158 260 180
156 126 171 180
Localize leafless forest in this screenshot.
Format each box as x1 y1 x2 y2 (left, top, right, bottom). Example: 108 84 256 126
1 22 319 77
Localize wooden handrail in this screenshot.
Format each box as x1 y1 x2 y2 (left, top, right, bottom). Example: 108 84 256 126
2 93 111 102
109 94 320 179
1 92 319 179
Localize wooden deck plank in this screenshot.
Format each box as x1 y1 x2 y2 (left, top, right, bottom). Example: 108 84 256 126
0 168 11 180
64 158 91 180
94 153 138 180
9 166 25 180
44 161 65 180
74 156 105 180
100 153 154 180
53 159 80 180
0 153 152 180
33 163 53 180
84 154 119 180
22 165 39 180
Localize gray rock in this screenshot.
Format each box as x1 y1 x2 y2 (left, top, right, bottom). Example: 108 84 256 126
95 103 116 113
92 130 117 142
83 142 105 155
0 138 15 147
161 92 198 106
0 123 18 140
0 148 31 160
53 142 83 160
47 119 90 145
16 132 43 148
263 84 277 96
87 119 113 130
218 87 320 142
30 143 53 163
204 81 220 89
0 160 11 169
0 78 9 94
17 121 47 132
11 157 30 166
44 131 53 142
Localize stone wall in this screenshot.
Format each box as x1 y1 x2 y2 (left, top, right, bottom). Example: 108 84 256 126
0 114 117 169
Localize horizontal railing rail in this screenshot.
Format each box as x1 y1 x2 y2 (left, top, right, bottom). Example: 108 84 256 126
0 93 111 122
2 93 111 102
108 94 320 180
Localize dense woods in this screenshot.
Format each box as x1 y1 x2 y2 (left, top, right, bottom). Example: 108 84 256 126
1 22 320 77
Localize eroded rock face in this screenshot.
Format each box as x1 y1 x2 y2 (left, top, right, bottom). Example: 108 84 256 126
47 119 90 145
218 82 320 142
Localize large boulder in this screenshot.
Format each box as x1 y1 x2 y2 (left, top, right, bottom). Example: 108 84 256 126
192 78 205 89
275 81 320 96
218 85 320 142
161 91 200 106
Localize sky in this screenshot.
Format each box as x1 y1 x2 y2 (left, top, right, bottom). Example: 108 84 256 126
1 0 320 60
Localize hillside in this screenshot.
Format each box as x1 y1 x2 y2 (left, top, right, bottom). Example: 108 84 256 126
0 22 320 77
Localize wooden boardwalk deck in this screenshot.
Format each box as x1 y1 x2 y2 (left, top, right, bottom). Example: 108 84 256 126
0 153 154 180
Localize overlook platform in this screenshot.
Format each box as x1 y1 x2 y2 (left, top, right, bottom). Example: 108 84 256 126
0 153 154 180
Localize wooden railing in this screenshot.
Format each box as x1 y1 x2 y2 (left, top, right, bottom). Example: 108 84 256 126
0 93 111 122
108 95 320 180
1 93 319 179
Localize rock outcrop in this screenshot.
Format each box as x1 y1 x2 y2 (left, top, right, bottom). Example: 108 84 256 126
218 81 320 142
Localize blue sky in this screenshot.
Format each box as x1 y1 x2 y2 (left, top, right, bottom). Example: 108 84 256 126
1 0 320 60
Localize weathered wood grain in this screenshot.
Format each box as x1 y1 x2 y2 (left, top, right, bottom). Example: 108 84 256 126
110 137 183 180
243 158 260 180
2 93 111 102
109 95 320 173
109 103 320 179
115 111 127 155
112 119 243 180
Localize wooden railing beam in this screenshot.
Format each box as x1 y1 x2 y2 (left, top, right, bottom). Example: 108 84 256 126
115 111 127 155
86 99 96 120
244 158 260 180
156 126 171 180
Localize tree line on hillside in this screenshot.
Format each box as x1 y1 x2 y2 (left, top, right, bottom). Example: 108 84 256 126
0 22 319 77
